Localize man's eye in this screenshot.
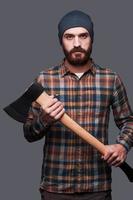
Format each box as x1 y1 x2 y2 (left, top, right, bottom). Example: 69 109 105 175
80 34 88 39
65 35 74 40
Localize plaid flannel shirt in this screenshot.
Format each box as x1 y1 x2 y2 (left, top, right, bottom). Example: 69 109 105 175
23 60 133 193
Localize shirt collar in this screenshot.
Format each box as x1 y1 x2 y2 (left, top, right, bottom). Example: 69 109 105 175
59 58 96 77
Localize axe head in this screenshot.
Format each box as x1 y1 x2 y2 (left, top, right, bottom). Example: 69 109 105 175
3 83 44 123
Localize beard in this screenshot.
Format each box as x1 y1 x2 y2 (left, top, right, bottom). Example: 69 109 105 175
62 45 92 66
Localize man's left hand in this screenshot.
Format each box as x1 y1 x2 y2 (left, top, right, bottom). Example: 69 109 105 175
102 144 127 167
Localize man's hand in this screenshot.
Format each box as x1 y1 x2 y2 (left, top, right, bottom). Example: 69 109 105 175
40 95 65 124
102 144 127 167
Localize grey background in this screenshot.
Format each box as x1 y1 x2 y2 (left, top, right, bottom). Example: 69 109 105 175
0 0 133 199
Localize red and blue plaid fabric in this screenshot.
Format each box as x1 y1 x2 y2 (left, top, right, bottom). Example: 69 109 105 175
24 60 133 193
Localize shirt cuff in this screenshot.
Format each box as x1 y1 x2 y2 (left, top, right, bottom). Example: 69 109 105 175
116 138 130 152
32 117 50 134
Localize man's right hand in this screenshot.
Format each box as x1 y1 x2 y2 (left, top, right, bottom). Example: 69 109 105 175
40 95 65 125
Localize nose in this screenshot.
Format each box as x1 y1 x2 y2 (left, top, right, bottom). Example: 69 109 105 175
73 36 81 47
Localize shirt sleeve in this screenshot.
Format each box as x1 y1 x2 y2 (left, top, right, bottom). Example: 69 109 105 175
111 74 133 151
23 103 50 142
23 73 51 143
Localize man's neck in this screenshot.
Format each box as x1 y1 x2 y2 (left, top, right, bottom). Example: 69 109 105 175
64 59 92 73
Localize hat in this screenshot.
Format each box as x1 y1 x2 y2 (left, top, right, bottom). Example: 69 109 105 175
58 10 94 43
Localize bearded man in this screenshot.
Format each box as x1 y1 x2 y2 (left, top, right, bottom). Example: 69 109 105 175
23 10 133 200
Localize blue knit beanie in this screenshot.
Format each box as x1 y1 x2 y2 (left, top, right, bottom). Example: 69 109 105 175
58 10 94 44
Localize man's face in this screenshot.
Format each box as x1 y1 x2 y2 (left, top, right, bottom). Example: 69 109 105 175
62 27 92 66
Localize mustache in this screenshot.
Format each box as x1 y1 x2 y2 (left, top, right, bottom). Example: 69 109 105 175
70 47 86 54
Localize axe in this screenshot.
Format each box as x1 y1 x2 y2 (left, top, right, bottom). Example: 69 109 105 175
3 82 133 182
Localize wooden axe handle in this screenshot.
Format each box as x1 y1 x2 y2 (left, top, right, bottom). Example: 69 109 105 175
36 91 107 155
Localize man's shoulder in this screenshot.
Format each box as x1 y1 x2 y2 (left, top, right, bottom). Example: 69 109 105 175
36 65 61 86
95 64 117 76
39 65 61 76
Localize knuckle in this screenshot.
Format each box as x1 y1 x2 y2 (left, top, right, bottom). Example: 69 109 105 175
62 108 65 113
54 101 61 108
57 102 62 107
116 157 121 162
107 150 112 156
55 111 64 120
60 105 64 110
59 102 64 107
49 112 55 117
41 105 44 109
53 98 58 102
113 153 118 157
110 149 114 154
54 115 59 120
45 108 50 114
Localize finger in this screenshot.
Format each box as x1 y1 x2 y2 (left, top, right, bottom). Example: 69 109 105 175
103 150 113 160
111 158 123 167
50 104 64 118
108 157 120 166
112 156 126 167
108 154 126 166
50 95 54 98
41 98 58 112
114 160 124 167
48 101 64 114
106 153 118 164
54 108 65 120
